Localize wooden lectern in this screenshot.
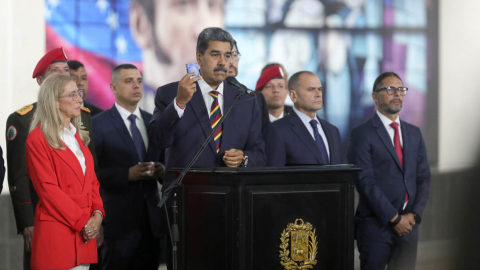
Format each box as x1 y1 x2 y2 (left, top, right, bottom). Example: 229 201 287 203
171 165 360 270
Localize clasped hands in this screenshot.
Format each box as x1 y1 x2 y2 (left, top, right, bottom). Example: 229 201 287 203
129 162 165 180
223 149 244 167
391 213 415 237
81 212 102 243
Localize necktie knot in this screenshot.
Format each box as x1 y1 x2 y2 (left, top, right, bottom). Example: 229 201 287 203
309 119 319 131
128 114 137 122
209 90 219 99
390 122 399 130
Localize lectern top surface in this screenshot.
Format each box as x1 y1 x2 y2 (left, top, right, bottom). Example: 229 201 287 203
170 164 361 174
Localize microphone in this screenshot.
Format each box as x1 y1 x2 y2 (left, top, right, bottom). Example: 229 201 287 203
226 76 256 96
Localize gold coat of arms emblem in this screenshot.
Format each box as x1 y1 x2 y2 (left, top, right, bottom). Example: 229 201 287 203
279 219 318 269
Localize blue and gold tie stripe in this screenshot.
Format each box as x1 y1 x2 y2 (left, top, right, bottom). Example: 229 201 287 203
209 91 222 153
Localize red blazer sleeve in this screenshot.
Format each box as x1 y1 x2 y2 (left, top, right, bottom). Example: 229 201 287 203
90 173 104 217
26 129 90 232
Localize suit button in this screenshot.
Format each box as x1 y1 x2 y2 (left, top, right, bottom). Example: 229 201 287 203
404 179 407 183
68 184 72 188
10 186 16 192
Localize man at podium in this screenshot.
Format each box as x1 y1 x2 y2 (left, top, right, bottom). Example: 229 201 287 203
264 71 343 166
148 27 266 189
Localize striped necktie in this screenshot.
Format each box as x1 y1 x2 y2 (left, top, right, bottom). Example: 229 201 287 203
209 90 222 153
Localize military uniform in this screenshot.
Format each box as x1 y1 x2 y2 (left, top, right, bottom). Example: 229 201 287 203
6 102 97 270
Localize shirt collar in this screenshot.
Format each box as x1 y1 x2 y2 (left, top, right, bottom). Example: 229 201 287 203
197 78 224 96
115 102 142 121
269 111 284 122
292 106 322 127
376 110 400 128
61 122 77 137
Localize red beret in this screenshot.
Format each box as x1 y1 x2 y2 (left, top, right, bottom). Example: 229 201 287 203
32 47 68 78
255 65 285 91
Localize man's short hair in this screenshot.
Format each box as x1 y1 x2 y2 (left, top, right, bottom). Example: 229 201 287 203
233 40 240 55
111 64 139 82
288 71 316 91
67 60 84 71
196 27 234 55
372 72 403 92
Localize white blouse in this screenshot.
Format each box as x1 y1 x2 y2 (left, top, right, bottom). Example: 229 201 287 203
60 123 86 175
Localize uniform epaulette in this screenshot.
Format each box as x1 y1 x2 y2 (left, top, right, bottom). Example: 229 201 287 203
16 104 34 116
81 106 91 113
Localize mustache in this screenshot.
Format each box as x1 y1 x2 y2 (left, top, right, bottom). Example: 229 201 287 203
390 98 402 103
213 66 228 72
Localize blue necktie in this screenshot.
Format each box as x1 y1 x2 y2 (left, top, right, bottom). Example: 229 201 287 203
309 119 329 164
128 114 146 162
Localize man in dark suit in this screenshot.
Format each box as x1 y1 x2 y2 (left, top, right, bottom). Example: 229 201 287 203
264 71 343 166
92 64 164 270
347 72 431 270
68 60 104 116
257 64 293 122
5 48 97 270
148 27 266 190
227 40 270 134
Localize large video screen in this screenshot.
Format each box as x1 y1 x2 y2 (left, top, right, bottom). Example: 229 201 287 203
46 0 438 147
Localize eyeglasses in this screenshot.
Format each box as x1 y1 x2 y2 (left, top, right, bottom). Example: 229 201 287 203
59 90 84 101
232 51 242 61
375 86 408 96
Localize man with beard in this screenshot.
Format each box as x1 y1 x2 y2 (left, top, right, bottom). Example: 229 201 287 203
228 40 270 133
68 60 103 116
129 0 224 112
347 72 431 270
5 48 97 270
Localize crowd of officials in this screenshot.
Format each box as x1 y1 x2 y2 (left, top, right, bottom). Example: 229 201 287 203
0 27 431 270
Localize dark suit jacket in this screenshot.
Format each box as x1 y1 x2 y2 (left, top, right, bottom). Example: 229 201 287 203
148 80 266 188
84 101 103 117
347 113 431 229
284 105 293 116
253 91 270 134
0 146 5 194
264 110 344 166
92 105 163 238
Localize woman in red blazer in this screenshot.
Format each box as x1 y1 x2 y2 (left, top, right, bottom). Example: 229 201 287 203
25 74 104 270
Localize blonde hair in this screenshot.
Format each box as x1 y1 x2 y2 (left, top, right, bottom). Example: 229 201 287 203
30 73 90 149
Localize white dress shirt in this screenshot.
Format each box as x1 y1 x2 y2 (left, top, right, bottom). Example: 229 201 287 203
376 110 403 147
269 111 284 123
115 103 149 149
292 106 330 162
174 79 225 118
60 123 86 175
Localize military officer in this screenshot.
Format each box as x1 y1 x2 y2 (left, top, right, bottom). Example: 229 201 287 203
5 47 97 270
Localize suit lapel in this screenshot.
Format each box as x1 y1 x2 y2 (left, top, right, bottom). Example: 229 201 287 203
319 119 334 164
372 114 403 172
218 83 235 155
110 106 140 163
290 111 324 164
189 81 218 155
76 133 92 193
400 120 410 174
52 136 85 187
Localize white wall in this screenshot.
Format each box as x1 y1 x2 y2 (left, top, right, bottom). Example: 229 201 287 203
438 0 480 172
1 0 480 193
0 0 45 193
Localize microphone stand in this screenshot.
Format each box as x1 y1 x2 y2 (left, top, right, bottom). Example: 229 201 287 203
158 89 248 270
